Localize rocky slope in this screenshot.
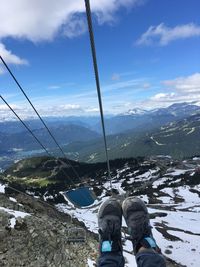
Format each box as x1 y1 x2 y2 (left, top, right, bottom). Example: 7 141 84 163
0 185 98 267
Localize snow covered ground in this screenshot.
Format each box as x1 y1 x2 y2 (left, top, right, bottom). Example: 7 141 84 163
56 162 200 267
1 157 200 266
0 182 6 193
0 206 31 228
0 182 30 229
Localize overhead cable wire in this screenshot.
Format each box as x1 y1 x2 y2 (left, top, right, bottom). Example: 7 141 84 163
0 95 92 206
0 95 51 157
84 0 112 189
0 55 81 182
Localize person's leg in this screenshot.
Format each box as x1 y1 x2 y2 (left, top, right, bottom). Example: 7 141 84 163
122 197 166 267
97 198 125 267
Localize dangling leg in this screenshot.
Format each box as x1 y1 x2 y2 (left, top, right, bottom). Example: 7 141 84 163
97 198 125 267
122 197 166 267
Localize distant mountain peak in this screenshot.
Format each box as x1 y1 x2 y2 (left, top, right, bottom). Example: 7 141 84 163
193 101 200 107
124 108 147 115
167 102 197 109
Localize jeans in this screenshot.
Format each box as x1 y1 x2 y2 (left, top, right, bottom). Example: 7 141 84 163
98 251 166 267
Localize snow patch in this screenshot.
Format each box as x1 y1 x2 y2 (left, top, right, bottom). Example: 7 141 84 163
0 183 6 193
150 136 165 146
166 169 193 176
152 177 169 188
10 217 16 228
186 127 195 135
9 197 17 202
0 207 31 219
87 258 96 266
193 157 200 161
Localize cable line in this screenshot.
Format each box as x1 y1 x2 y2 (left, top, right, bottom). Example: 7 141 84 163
0 95 93 207
0 0 112 202
84 0 112 189
0 95 52 157
0 55 81 183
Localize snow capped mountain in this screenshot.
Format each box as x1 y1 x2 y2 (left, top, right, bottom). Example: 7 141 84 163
194 101 200 107
157 102 200 117
123 102 200 117
123 108 148 115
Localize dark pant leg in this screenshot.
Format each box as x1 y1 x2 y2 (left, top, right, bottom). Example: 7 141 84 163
136 251 166 267
98 252 125 267
98 251 166 267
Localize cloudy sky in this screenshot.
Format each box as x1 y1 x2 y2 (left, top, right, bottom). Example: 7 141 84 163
0 0 200 119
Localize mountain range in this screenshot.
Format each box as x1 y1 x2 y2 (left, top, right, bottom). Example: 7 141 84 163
1 102 200 169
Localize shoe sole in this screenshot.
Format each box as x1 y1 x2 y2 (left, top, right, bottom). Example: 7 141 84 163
122 197 148 221
98 198 122 221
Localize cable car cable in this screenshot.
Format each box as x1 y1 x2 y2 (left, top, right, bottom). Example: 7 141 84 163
0 95 51 157
0 55 81 183
0 95 94 207
84 0 112 189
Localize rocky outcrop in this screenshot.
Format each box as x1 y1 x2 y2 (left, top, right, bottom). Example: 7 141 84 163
0 191 98 267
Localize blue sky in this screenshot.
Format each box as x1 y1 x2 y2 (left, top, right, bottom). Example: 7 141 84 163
0 0 200 119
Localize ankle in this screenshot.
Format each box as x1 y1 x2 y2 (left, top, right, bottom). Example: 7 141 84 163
134 236 159 254
100 240 122 253
138 246 156 253
136 237 161 255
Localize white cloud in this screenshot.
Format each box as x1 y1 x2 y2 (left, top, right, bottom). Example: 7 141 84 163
40 104 100 116
0 101 100 120
163 73 200 93
0 0 142 68
0 104 20 111
63 15 87 38
0 0 142 42
60 104 82 110
103 78 146 92
142 73 200 109
85 107 99 113
0 43 28 66
136 23 200 46
150 92 175 101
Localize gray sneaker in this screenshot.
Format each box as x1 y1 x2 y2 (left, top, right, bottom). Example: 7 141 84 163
98 198 122 253
122 197 158 254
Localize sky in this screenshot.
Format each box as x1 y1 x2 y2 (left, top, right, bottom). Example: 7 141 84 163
0 0 200 119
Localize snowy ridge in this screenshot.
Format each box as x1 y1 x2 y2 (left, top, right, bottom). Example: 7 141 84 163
123 108 147 115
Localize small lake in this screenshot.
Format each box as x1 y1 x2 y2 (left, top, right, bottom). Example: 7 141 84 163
64 187 95 207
